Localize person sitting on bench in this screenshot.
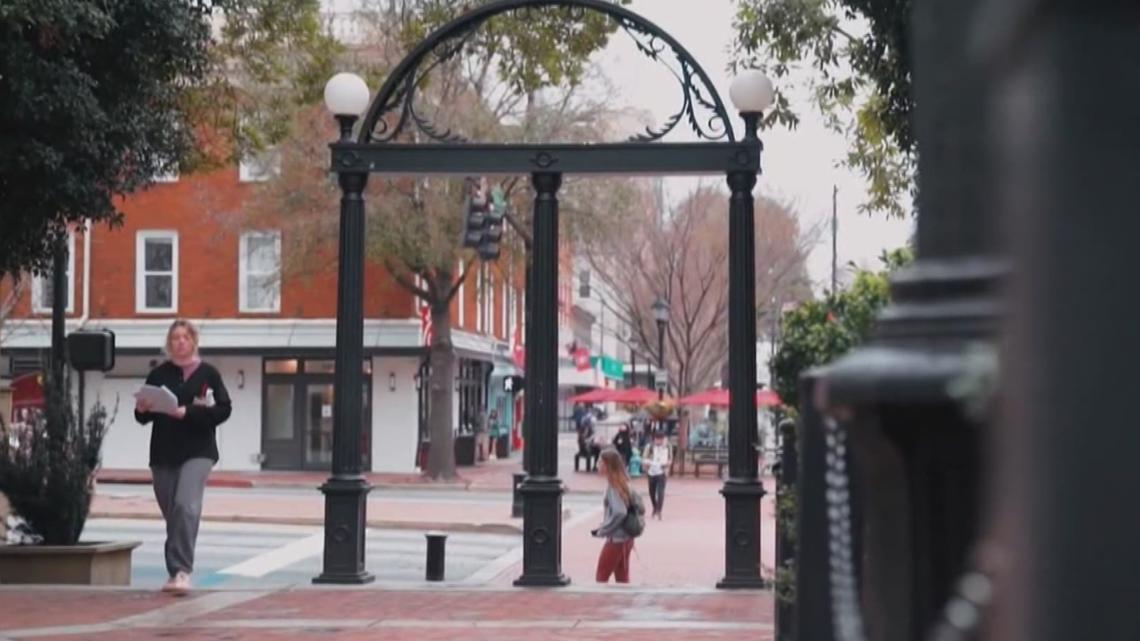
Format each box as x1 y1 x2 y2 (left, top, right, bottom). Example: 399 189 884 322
576 414 601 471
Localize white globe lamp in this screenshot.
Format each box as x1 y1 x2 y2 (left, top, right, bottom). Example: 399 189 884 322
729 70 775 114
324 72 371 117
324 72 370 141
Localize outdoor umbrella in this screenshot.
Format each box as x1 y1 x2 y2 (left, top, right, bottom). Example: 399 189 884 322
609 386 663 405
676 388 783 407
567 388 619 404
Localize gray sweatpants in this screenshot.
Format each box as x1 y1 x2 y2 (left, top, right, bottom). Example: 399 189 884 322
151 458 213 577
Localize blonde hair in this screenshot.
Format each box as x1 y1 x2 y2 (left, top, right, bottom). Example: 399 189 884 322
164 319 200 358
598 448 631 505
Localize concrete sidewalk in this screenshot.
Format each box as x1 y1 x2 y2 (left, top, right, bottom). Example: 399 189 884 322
98 455 616 493
0 586 775 641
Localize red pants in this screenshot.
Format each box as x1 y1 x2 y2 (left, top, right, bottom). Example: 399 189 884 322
595 539 634 583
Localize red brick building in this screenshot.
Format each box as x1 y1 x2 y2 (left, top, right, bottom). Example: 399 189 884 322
1 160 528 473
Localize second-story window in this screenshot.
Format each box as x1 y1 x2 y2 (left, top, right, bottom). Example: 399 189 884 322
136 231 178 313
239 148 282 183
32 233 75 314
239 231 281 313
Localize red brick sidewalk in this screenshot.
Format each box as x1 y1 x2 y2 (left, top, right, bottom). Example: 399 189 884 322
495 477 777 588
0 587 774 641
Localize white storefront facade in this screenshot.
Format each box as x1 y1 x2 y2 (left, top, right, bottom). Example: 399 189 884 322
1 318 507 473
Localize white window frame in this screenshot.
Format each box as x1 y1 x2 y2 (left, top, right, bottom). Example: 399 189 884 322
457 261 466 329
476 266 485 334
489 274 497 338
135 231 179 314
31 233 76 314
239 148 282 183
503 283 511 340
238 231 282 313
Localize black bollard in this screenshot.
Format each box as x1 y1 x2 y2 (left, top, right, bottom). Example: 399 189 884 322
425 532 447 581
511 471 525 518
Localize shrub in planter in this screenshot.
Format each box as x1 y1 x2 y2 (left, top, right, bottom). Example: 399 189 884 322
0 375 112 545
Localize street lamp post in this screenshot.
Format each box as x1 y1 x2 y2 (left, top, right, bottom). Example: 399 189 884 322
314 72 375 585
652 297 668 400
717 69 774 589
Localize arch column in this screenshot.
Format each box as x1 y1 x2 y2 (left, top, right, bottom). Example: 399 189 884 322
718 165 767 589
514 171 569 587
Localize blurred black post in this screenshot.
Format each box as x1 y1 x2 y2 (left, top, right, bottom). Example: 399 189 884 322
794 374 835 641
811 0 1001 636
985 2 1140 641
50 237 67 384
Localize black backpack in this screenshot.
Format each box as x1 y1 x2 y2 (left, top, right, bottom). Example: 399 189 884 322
623 490 646 537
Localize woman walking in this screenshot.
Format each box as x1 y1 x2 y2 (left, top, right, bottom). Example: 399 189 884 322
591 448 637 583
643 430 672 519
135 320 232 594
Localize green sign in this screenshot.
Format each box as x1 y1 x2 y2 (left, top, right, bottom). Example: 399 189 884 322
590 356 625 381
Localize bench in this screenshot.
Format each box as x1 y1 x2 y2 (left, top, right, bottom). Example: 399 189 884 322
574 445 600 472
690 447 729 478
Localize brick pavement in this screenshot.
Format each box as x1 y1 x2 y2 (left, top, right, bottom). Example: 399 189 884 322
0 587 774 641
496 477 777 588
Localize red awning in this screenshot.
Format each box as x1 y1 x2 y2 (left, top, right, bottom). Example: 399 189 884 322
677 388 783 408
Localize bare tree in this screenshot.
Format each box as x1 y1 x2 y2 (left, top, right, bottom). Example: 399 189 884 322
584 185 817 398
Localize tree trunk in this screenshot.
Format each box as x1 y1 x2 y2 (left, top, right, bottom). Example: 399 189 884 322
425 300 458 480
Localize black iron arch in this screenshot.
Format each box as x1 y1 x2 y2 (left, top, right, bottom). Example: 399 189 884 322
320 0 768 592
359 0 738 144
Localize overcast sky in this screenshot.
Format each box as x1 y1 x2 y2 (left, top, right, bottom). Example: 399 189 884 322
592 0 913 291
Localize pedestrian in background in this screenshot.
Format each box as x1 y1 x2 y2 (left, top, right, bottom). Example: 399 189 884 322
612 423 633 468
135 319 232 595
643 430 672 519
474 408 489 462
591 448 636 583
487 408 500 459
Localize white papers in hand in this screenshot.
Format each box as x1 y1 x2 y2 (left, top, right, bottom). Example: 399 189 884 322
134 385 179 415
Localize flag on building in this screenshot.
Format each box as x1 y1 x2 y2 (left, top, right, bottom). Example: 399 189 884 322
420 302 433 346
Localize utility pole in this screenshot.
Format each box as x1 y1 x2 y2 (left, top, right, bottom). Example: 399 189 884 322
831 185 838 293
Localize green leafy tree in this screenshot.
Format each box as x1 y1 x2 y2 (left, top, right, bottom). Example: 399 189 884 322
249 1 631 480
0 0 337 276
767 245 909 597
733 0 914 218
770 247 912 411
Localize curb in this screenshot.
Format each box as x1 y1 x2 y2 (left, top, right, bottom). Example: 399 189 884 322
97 476 607 495
88 511 532 536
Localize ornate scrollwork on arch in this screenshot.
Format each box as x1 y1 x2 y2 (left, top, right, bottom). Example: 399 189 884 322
359 0 737 145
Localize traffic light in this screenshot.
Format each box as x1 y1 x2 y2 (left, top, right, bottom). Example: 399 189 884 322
477 185 506 260
463 180 488 249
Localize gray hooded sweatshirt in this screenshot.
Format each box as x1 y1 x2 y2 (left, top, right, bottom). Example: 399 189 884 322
594 485 631 542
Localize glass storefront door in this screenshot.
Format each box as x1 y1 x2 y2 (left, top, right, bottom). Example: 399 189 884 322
261 358 372 471
304 384 335 467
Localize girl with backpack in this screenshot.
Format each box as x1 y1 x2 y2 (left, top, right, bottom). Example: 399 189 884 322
591 447 645 583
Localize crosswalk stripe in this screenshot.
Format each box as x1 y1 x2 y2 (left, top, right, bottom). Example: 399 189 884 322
217 533 324 578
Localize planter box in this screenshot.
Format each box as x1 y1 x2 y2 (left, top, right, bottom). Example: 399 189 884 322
0 541 141 585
